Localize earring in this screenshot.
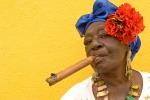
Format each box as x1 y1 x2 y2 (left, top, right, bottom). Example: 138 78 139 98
125 50 132 80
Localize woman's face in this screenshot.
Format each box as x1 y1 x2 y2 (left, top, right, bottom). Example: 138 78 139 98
84 21 128 73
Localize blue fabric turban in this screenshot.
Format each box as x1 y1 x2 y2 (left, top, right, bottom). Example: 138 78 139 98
75 0 141 61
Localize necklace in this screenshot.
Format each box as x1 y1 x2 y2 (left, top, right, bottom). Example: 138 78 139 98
91 72 139 100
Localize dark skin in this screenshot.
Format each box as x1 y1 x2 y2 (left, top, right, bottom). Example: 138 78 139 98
84 21 143 100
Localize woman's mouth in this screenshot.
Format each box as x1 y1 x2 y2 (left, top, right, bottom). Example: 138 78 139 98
93 56 102 65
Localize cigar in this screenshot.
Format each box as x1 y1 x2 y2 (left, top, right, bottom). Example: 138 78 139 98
46 56 95 86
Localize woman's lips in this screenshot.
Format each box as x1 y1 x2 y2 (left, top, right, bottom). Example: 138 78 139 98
93 56 102 65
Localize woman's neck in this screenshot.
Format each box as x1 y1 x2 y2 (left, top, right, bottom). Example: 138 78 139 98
99 66 129 86
100 72 129 86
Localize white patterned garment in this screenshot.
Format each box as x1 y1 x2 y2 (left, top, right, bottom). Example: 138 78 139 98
61 72 150 100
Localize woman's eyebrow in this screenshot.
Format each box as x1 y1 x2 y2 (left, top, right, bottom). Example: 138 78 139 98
84 32 93 37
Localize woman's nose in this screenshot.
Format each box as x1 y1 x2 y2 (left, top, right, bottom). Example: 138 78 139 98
91 40 103 50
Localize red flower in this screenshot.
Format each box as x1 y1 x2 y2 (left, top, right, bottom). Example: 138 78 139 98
104 3 145 44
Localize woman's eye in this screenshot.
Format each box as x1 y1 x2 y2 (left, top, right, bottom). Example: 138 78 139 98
99 34 109 38
84 40 92 45
101 35 107 38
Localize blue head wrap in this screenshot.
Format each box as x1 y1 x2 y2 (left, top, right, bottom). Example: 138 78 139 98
75 0 141 61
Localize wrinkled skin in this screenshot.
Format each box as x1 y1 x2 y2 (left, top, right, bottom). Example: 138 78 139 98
84 21 128 74
84 21 143 100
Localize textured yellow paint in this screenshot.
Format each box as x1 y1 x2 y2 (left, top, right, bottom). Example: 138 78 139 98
0 0 149 100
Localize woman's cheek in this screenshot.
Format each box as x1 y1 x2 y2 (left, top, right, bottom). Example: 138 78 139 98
85 46 91 56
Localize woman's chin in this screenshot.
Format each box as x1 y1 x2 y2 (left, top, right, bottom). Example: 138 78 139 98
92 64 107 72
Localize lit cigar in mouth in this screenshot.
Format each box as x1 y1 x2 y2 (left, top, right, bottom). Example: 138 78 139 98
46 56 95 86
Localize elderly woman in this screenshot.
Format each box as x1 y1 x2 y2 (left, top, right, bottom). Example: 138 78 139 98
61 0 150 100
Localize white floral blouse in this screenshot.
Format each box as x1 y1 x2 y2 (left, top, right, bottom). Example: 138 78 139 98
61 72 150 100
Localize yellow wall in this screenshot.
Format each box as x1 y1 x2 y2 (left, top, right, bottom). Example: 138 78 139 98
0 0 150 100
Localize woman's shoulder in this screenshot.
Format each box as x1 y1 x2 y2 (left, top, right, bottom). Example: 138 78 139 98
134 70 150 80
61 77 92 100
